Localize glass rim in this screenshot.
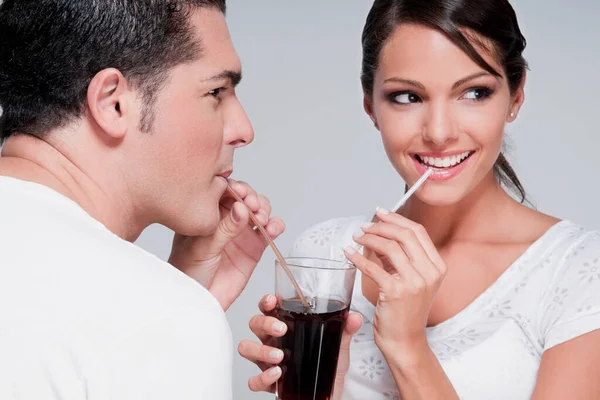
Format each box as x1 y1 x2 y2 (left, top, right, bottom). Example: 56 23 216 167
276 256 356 271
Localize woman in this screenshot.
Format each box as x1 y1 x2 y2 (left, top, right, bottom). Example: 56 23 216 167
238 0 600 398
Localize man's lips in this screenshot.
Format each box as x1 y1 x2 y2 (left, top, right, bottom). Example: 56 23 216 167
218 170 233 179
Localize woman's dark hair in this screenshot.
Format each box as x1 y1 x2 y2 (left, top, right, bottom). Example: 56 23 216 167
361 0 528 202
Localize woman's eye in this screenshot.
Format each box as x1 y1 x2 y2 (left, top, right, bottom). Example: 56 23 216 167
393 92 421 104
463 87 493 101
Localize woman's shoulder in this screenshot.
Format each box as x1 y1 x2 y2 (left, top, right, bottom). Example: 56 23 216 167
530 220 600 350
547 220 600 284
543 219 600 258
288 215 368 259
515 203 600 254
518 219 600 280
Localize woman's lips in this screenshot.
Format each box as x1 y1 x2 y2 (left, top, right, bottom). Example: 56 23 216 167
412 151 475 181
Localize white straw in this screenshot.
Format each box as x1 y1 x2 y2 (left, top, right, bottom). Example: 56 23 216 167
390 167 434 213
343 167 434 260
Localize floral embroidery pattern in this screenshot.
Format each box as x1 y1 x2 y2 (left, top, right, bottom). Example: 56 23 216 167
358 356 385 380
577 303 594 315
308 225 341 247
579 258 600 283
515 313 532 328
489 300 512 318
448 328 480 346
353 331 372 344
383 392 401 399
536 257 552 269
514 279 528 293
548 287 569 312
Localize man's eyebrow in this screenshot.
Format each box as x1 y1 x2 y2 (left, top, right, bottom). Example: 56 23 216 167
202 70 242 86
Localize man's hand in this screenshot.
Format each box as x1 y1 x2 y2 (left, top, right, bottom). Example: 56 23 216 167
168 180 285 311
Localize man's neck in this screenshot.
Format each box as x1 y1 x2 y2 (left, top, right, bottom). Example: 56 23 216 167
0 133 144 241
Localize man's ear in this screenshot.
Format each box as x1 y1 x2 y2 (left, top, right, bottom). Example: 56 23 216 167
87 68 132 140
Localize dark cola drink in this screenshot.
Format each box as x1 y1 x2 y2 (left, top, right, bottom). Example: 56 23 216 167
275 298 349 400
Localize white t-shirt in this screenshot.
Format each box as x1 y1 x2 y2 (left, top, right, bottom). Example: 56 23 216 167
289 216 600 400
0 177 233 400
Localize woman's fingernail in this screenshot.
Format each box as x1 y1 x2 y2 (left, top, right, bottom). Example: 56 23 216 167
273 322 285 332
264 295 274 304
344 246 357 255
269 366 282 377
362 222 374 230
376 207 390 215
352 231 364 240
269 349 283 360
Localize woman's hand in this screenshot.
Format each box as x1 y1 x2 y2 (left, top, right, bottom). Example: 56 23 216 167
238 294 362 398
344 207 447 360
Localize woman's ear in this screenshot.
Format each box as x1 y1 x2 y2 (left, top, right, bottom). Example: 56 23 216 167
364 95 379 130
507 72 526 122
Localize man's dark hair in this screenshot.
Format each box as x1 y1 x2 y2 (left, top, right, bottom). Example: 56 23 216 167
0 0 226 141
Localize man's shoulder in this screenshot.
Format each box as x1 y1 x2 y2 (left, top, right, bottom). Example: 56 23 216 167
0 182 227 347
0 238 232 400
63 234 228 343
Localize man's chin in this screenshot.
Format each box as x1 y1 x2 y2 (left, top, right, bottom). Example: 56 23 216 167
167 211 220 238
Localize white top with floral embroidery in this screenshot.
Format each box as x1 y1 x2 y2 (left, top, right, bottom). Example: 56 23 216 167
288 216 600 400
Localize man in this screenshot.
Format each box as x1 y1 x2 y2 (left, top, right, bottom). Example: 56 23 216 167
0 1 284 398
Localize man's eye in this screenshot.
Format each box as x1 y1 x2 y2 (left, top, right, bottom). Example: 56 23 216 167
209 88 223 97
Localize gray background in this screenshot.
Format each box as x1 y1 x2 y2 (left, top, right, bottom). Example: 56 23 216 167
135 1 600 398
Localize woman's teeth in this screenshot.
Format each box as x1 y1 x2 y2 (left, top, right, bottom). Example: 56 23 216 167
418 151 472 168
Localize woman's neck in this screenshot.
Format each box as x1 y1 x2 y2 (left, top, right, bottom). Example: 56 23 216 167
400 171 520 247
